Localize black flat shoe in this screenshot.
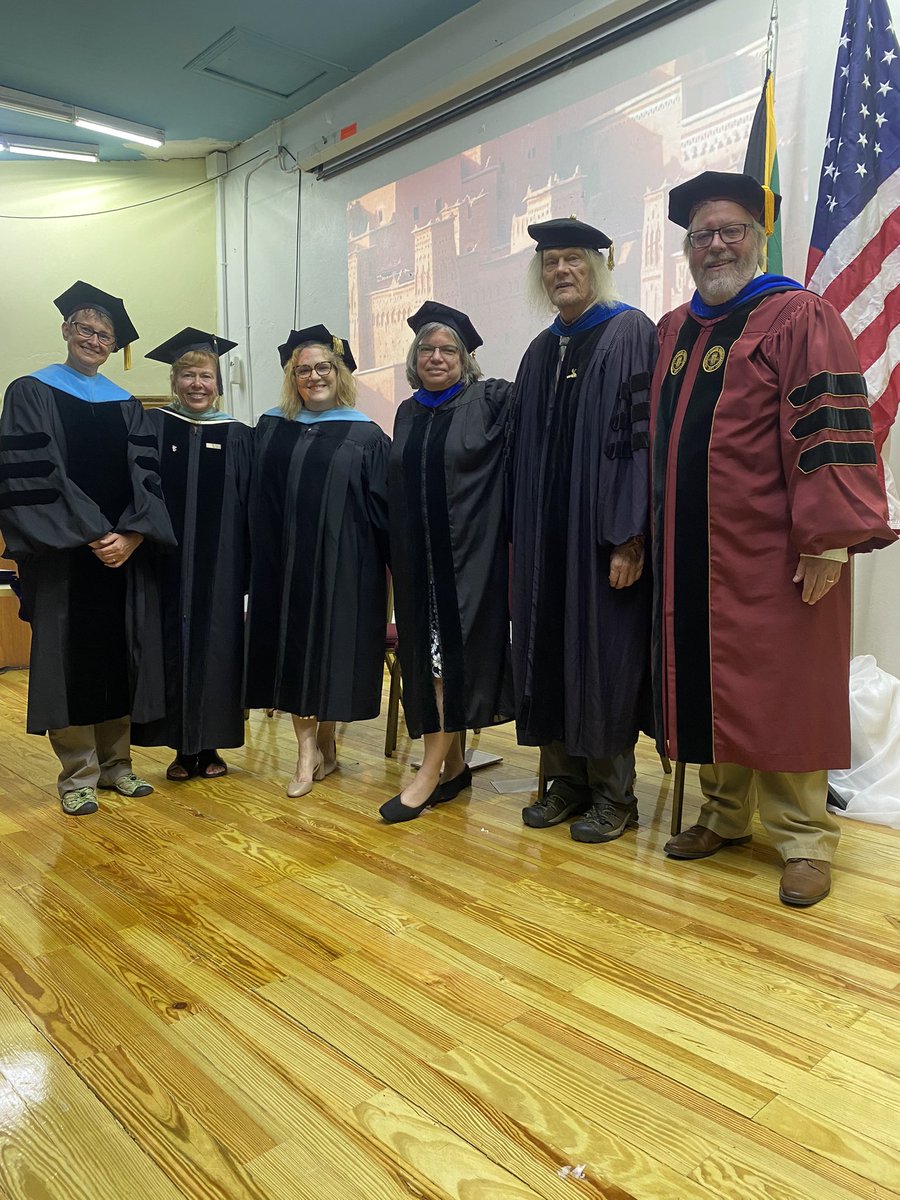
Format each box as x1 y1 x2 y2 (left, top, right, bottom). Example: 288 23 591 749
379 788 440 823
435 764 472 803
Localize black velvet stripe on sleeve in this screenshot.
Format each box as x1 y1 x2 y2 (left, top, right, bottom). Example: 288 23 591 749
798 440 879 473
789 405 874 440
787 371 868 408
0 461 54 480
128 433 158 447
0 488 59 509
0 432 50 451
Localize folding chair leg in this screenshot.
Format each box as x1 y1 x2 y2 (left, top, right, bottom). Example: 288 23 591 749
384 660 402 757
670 761 686 836
659 754 672 775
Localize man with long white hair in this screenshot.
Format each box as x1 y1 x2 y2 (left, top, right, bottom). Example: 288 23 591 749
651 170 896 906
510 217 658 844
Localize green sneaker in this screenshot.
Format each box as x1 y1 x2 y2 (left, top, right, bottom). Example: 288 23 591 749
110 773 154 798
61 787 99 816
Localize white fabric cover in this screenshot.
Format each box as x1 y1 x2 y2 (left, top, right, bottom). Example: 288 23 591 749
828 655 900 827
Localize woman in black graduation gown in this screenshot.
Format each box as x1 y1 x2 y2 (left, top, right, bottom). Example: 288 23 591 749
380 302 514 823
244 326 390 798
131 329 252 780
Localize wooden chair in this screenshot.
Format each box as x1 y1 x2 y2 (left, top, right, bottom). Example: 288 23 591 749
384 576 403 757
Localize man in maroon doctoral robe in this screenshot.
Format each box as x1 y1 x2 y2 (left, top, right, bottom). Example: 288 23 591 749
650 171 896 906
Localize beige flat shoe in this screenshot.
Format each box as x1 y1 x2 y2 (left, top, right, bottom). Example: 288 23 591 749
287 749 324 797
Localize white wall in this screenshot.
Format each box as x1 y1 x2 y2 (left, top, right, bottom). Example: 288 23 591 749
216 0 900 675
0 160 216 399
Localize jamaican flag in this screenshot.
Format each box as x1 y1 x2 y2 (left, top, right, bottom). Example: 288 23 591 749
743 68 783 272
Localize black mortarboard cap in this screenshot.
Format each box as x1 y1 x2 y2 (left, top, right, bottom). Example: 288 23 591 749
667 171 782 229
407 301 483 352
54 280 138 350
144 327 237 365
278 325 357 371
527 217 612 252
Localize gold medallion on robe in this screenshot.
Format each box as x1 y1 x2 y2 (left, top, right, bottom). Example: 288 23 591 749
702 345 726 373
669 349 687 375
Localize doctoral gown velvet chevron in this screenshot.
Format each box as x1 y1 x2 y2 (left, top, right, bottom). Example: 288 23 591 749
0 373 175 733
388 379 515 738
244 413 390 720
650 287 895 772
131 408 253 754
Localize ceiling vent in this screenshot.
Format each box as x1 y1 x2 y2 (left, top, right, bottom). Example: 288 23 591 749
185 27 352 100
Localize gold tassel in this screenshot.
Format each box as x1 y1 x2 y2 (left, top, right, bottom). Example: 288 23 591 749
124 343 132 371
763 185 775 237
333 335 344 358
608 242 615 271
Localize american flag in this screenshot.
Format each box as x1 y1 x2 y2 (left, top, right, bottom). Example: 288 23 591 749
806 0 900 521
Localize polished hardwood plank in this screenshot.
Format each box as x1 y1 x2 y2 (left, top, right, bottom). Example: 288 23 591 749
2 668 900 1199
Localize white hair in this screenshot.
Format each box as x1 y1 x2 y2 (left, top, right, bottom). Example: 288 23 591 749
526 247 620 314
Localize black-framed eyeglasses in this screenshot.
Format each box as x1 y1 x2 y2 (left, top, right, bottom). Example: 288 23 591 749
687 223 753 250
69 320 115 346
416 344 460 358
293 361 335 379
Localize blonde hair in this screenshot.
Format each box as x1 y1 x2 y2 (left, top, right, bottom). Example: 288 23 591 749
526 246 620 314
170 349 221 407
279 343 357 420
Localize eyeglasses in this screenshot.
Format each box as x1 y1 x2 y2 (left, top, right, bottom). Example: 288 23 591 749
416 344 460 358
69 320 115 346
293 361 335 379
686 223 753 250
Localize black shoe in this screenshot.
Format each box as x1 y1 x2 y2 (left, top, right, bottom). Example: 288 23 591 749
522 788 591 828
435 764 472 803
379 788 440 824
570 800 639 843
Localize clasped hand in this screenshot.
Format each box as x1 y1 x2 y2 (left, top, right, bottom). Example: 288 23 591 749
89 531 144 569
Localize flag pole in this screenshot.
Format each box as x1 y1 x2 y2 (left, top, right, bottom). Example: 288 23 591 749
766 0 779 75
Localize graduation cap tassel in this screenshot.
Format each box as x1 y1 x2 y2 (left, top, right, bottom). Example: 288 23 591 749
124 343 132 371
608 243 615 271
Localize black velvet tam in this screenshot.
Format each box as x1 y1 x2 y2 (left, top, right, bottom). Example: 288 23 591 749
54 280 138 348
407 301 483 352
278 326 357 371
667 171 782 228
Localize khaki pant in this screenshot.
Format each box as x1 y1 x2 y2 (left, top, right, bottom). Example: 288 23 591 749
48 717 132 798
540 740 636 808
698 762 840 863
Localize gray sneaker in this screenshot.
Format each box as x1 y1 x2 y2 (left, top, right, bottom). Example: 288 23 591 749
522 788 590 828
110 773 154 798
61 787 99 816
570 800 638 843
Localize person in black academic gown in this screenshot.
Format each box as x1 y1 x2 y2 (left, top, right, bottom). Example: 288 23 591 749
130 328 252 780
244 326 390 798
0 281 175 816
510 219 657 844
380 301 514 824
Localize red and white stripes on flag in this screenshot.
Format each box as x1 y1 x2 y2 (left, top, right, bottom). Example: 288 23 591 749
806 165 900 459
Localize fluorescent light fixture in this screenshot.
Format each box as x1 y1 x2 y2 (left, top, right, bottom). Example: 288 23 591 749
74 111 164 148
0 84 70 122
2 134 99 162
0 84 164 150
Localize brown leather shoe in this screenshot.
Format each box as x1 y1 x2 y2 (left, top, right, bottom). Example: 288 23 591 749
779 858 831 907
664 823 752 859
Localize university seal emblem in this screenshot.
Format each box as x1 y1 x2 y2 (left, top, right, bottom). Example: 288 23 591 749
669 349 687 375
702 345 726 373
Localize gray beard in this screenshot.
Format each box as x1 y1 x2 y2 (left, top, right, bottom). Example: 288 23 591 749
694 260 757 305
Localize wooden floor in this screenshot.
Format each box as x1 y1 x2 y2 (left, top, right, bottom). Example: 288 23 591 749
1 669 900 1199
